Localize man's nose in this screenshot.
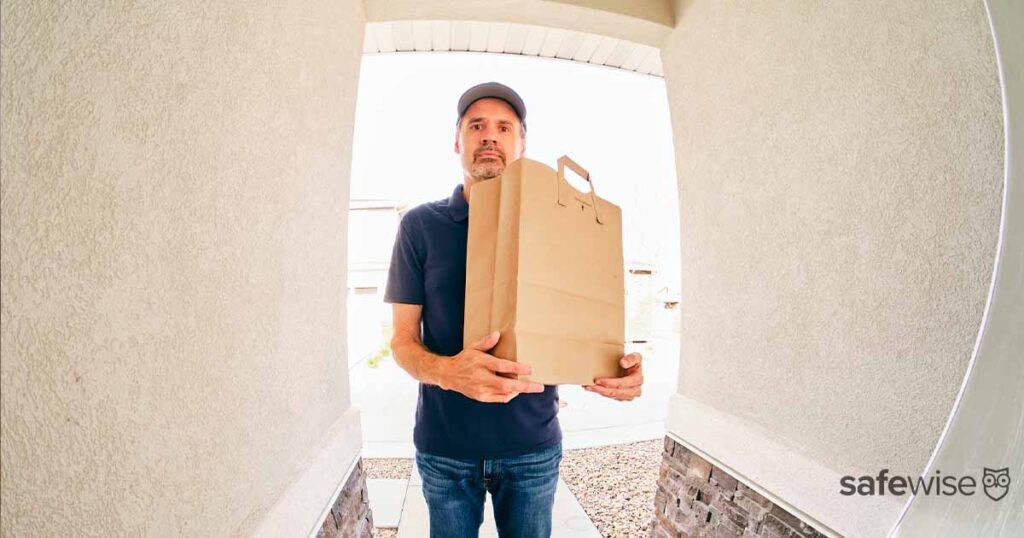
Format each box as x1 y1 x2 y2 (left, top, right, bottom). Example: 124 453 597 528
479 125 501 141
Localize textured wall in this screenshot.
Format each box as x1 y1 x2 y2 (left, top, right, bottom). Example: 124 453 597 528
662 0 1002 484
0 1 364 535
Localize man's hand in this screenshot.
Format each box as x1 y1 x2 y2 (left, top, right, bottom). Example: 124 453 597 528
438 331 545 403
583 352 643 401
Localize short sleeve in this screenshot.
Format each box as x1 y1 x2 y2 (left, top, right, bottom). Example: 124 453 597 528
384 214 425 305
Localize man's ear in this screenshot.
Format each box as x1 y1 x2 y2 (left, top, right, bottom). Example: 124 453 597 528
454 131 461 154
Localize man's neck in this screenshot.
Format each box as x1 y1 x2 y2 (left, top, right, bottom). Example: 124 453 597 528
462 177 476 203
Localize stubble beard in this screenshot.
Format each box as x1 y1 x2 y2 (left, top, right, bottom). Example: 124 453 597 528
470 161 504 181
469 149 506 180
468 141 509 181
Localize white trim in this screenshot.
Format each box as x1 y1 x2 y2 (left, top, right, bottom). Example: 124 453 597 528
666 394 903 538
251 407 363 537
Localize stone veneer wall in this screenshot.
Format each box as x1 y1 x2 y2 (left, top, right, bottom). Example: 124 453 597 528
317 460 374 538
651 437 828 538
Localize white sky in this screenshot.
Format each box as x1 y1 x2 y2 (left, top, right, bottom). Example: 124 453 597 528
349 52 681 291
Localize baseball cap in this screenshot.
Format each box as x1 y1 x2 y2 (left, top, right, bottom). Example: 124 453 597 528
456 82 527 125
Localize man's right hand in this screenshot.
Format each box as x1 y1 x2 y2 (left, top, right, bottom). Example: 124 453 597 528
437 331 545 403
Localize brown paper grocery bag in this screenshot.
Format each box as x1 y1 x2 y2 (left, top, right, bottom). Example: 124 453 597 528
464 156 624 385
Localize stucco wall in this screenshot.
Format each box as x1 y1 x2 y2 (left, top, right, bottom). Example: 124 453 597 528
661 0 1003 535
0 1 365 535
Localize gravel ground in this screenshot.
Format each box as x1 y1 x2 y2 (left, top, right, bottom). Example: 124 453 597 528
559 440 662 537
364 439 663 537
363 457 414 480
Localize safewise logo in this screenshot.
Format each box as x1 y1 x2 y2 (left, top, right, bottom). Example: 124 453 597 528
840 468 1011 501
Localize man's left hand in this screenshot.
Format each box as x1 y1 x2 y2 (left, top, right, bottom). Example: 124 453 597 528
583 352 643 401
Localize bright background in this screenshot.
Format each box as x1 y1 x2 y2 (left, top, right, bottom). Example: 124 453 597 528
349 51 680 274
347 51 683 454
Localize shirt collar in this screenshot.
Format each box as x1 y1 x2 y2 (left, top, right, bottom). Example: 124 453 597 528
447 184 469 222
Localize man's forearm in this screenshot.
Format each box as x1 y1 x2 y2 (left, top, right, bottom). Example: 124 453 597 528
390 338 449 388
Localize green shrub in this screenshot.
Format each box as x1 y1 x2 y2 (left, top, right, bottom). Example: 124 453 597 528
367 344 392 368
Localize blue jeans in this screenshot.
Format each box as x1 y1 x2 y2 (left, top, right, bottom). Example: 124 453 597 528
415 444 562 538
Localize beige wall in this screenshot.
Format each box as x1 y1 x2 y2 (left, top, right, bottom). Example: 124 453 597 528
661 1 1003 535
0 1 365 535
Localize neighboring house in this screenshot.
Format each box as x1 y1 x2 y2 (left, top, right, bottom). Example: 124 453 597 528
653 286 681 337
347 199 406 368
626 261 655 342
626 262 682 342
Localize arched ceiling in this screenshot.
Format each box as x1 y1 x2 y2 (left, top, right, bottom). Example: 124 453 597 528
362 20 664 78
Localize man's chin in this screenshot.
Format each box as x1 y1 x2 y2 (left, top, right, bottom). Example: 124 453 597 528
471 166 504 180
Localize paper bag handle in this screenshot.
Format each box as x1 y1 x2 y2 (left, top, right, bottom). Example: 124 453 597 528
556 156 604 224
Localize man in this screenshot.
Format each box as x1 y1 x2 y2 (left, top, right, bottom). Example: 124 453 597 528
384 82 643 537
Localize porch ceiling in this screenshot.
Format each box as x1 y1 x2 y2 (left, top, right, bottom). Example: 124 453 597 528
363 20 663 78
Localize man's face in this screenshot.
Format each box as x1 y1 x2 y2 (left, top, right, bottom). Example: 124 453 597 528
455 98 526 182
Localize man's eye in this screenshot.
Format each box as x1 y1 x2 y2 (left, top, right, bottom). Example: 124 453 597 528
500 126 510 132
471 124 482 130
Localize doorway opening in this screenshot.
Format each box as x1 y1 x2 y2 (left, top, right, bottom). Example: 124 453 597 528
345 34 681 535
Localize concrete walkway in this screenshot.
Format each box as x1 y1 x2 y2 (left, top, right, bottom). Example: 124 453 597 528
367 466 601 537
350 336 680 458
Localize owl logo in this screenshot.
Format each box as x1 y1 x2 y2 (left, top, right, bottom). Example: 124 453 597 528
982 468 1010 501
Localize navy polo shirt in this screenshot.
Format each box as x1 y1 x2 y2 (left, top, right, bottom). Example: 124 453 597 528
384 183 561 459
